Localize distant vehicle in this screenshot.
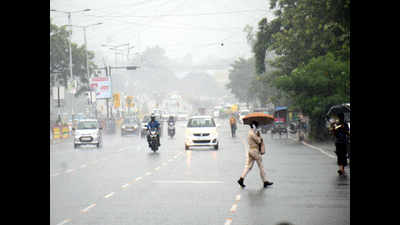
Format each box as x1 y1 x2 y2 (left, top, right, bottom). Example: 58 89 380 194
177 111 189 121
239 109 250 123
271 121 288 139
185 116 219 150
121 117 140 136
73 119 102 149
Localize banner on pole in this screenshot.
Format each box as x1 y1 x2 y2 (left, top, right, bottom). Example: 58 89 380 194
89 77 112 99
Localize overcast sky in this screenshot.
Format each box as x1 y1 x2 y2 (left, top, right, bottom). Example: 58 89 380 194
50 0 275 66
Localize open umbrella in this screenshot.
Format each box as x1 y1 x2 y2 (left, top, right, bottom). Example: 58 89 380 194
326 103 350 118
242 112 274 126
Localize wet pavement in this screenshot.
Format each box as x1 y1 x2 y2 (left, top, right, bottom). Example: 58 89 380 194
50 119 349 225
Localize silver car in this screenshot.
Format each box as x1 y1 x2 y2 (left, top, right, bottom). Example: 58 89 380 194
73 119 102 149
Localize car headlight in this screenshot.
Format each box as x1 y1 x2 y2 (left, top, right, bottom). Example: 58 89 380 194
121 125 126 129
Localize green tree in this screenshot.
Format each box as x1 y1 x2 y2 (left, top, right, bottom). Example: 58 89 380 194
275 53 350 140
226 57 256 103
249 0 350 140
50 20 97 96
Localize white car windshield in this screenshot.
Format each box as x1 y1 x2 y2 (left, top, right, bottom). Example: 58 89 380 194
77 121 98 129
187 118 215 127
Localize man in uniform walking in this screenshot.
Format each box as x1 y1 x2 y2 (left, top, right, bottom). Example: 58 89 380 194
238 121 273 188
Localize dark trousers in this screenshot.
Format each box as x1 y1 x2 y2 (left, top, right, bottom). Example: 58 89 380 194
230 124 236 137
335 143 348 167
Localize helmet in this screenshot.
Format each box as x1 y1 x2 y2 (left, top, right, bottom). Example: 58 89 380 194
151 113 156 121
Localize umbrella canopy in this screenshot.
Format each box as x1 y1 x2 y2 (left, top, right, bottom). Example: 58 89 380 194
242 112 274 126
326 103 350 118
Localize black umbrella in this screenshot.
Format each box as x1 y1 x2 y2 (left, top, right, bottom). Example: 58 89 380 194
326 103 350 117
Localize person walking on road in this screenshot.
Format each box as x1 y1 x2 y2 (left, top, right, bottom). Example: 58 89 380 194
229 114 237 137
330 113 350 176
238 121 273 188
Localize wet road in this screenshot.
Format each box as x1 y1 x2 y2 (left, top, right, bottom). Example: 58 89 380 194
50 119 349 225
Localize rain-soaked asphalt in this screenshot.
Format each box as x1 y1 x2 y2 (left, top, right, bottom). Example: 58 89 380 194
50 119 349 225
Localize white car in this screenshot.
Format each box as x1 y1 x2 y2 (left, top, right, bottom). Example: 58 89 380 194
73 119 102 149
185 116 219 150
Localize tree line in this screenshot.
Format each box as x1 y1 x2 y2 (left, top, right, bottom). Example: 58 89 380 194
226 0 350 141
50 20 97 96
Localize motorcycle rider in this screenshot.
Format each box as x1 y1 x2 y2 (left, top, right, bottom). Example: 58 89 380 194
167 115 175 125
167 115 176 137
147 113 161 147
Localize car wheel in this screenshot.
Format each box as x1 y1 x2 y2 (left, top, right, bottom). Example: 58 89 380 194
185 145 189 150
214 144 219 150
74 144 79 149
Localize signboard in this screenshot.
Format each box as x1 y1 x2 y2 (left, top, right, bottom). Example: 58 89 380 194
90 77 112 99
113 93 120 109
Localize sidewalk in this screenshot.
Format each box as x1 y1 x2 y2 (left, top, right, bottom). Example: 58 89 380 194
288 133 336 154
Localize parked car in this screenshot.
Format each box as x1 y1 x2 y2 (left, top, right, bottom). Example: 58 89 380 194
73 119 102 149
121 117 140 136
185 116 219 150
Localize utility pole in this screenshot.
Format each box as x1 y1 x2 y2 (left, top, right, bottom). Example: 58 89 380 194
50 8 91 121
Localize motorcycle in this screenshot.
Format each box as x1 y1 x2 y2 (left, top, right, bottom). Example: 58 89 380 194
167 121 175 138
147 127 160 152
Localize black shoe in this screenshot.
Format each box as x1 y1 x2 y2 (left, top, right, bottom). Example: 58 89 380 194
237 178 246 188
264 181 273 188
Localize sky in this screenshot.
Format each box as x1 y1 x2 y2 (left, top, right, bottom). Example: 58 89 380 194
50 0 275 67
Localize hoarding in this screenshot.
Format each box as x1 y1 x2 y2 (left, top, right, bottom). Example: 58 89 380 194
89 77 112 99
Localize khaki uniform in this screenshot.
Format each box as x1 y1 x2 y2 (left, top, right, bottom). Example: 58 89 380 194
241 129 267 182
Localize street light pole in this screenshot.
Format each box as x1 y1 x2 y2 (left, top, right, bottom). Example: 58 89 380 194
50 8 91 121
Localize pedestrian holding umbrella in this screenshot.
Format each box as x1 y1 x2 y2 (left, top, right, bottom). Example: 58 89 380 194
238 112 274 188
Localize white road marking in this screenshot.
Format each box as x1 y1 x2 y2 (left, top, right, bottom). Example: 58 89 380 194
155 167 161 171
65 169 74 174
80 164 87 168
122 183 130 188
162 162 168 166
81 203 96 213
56 219 71 225
51 173 60 177
230 204 238 212
168 159 173 162
235 195 241 201
135 177 143 181
145 172 152 176
287 135 336 159
301 141 336 158
104 192 115 199
152 180 224 184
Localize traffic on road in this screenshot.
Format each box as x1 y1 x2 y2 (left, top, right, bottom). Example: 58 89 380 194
51 109 349 225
